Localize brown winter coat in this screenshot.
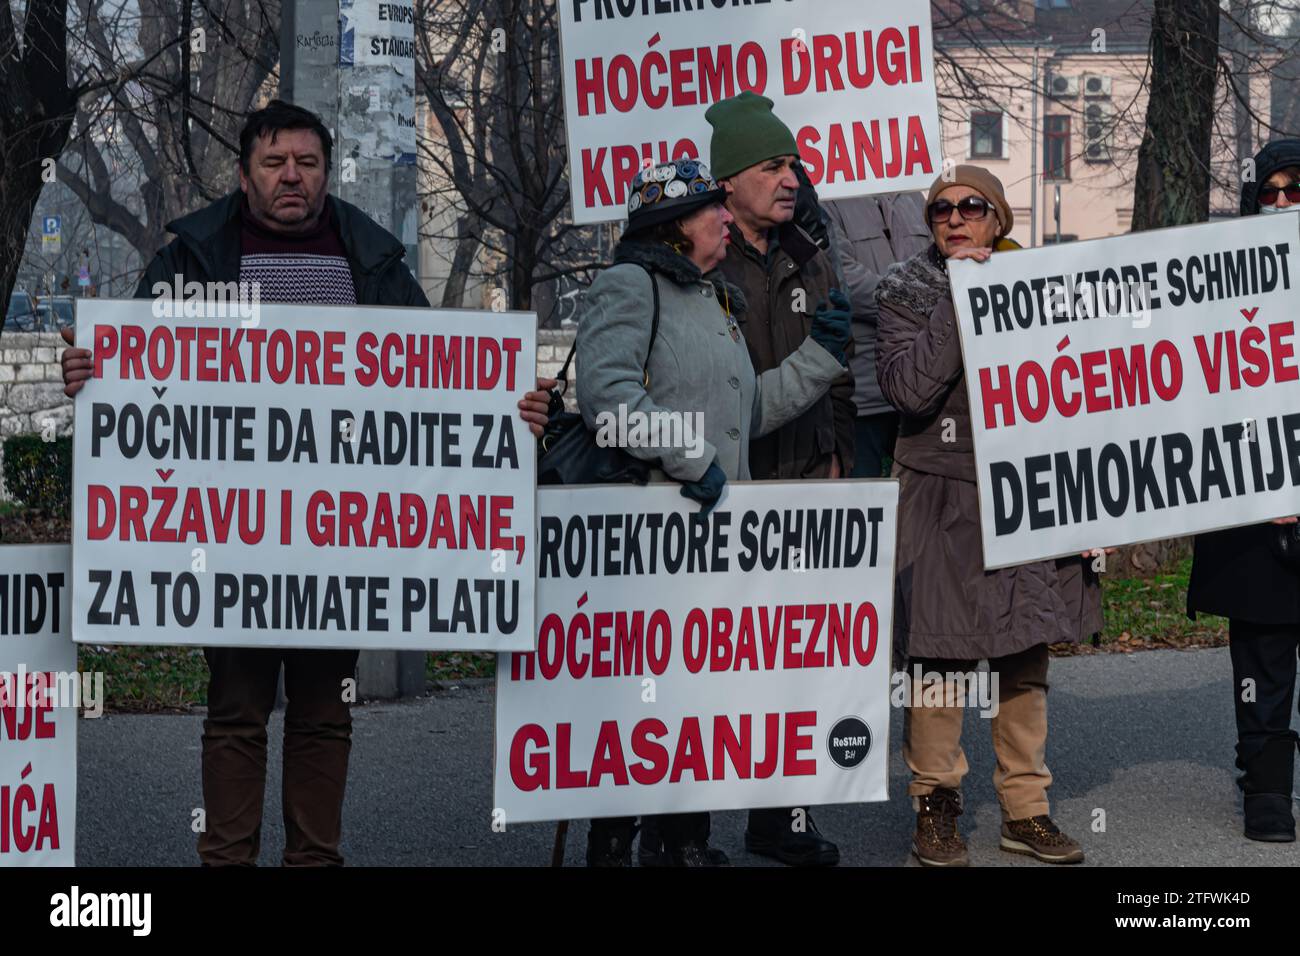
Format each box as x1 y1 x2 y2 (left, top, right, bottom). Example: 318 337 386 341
718 221 856 479
874 245 1103 660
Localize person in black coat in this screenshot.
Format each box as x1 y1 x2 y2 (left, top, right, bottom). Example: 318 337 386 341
61 100 557 865
1187 139 1300 842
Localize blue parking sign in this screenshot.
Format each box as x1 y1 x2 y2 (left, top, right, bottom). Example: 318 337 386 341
43 216 60 236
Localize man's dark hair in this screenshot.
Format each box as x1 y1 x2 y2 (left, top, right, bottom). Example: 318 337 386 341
239 99 332 173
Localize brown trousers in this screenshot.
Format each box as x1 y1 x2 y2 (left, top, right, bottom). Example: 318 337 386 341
902 643 1052 821
199 647 359 866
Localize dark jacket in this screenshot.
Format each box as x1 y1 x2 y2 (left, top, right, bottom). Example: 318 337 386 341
1188 139 1300 626
718 220 855 479
876 245 1102 659
825 193 931 417
132 190 429 307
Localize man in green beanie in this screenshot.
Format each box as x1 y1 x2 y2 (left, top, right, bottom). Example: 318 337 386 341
712 90 853 867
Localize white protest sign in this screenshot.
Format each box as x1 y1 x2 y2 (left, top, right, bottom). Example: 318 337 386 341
73 299 537 650
1 545 76 866
948 216 1300 570
494 481 897 823
558 0 941 224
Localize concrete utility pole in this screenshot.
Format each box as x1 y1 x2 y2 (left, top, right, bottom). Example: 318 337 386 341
283 0 420 266
282 0 424 700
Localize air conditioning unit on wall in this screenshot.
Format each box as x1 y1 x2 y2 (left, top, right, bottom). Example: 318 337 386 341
1046 73 1079 98
1083 74 1112 98
1084 102 1114 162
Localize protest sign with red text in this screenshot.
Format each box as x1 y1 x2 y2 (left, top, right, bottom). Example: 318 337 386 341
949 216 1300 569
493 481 896 822
72 300 536 650
1 545 76 866
559 0 941 224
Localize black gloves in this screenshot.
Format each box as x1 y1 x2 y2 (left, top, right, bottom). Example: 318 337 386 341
1271 521 1300 568
680 460 727 515
810 289 852 364
792 162 830 251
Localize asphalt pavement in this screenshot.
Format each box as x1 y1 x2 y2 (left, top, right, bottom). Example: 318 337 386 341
75 645 1300 867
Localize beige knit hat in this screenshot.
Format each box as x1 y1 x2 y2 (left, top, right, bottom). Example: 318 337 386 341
926 165 1014 238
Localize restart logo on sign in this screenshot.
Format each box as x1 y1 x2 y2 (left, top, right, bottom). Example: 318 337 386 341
827 716 871 769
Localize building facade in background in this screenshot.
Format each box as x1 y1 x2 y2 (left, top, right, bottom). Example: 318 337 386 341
936 0 1275 246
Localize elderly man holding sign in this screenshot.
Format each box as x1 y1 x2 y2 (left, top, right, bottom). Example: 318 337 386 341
60 100 554 867
875 166 1100 867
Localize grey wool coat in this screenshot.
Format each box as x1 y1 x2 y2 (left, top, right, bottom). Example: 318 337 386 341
874 245 1103 660
576 240 846 483
824 192 931 417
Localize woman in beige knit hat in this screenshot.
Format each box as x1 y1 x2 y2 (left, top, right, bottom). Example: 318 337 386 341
873 165 1101 866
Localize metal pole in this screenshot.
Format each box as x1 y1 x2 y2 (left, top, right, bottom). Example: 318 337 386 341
1029 46 1038 248
1054 183 1061 244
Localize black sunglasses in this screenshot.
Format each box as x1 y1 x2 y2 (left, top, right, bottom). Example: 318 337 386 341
1259 183 1300 205
927 196 993 224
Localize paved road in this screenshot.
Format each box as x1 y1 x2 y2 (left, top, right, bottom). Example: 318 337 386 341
77 646 1300 866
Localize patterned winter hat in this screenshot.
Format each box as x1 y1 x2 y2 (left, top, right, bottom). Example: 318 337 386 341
625 158 729 233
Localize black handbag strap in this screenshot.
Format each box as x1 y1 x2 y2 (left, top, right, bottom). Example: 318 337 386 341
556 264 660 391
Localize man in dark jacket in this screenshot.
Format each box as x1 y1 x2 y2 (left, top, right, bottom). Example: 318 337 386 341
1188 138 1300 843
700 91 853 867
707 93 855 485
61 100 429 866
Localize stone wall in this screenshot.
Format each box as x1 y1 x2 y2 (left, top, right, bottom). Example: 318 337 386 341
0 333 71 499
0 333 69 434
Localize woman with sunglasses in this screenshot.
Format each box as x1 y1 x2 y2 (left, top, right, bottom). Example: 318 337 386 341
575 158 851 866
1188 139 1300 843
874 166 1101 866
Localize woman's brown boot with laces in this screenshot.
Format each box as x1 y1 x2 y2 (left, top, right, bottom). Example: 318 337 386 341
1001 815 1085 864
913 787 969 866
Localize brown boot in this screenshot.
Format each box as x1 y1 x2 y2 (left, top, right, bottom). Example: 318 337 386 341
912 787 968 867
1000 815 1085 864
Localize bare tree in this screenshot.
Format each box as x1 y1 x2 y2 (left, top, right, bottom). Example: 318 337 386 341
416 0 606 313
1131 0 1221 229
1 1 88 317
56 0 279 265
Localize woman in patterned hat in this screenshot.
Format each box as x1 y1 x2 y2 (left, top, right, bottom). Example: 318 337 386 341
575 157 853 866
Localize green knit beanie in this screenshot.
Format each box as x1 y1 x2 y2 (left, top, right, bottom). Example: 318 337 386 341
705 91 799 181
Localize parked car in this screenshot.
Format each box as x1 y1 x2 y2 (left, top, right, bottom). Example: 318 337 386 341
4 290 39 332
34 295 75 331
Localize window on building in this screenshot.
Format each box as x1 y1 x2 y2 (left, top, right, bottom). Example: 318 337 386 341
1044 115 1071 180
970 110 1003 159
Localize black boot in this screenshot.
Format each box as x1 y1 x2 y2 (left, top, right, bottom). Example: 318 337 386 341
640 813 728 867
1239 736 1296 843
1245 795 1295 842
586 817 638 866
745 806 840 867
